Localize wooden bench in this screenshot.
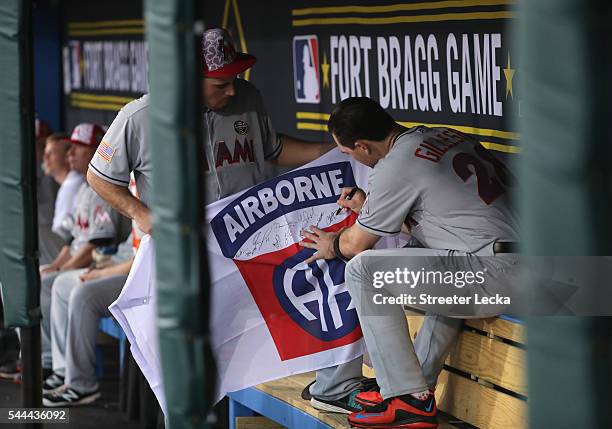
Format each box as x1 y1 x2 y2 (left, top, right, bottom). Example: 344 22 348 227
229 313 526 429
403 312 527 429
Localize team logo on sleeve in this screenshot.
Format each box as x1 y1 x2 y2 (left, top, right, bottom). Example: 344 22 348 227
96 141 115 163
211 162 361 360
293 35 321 104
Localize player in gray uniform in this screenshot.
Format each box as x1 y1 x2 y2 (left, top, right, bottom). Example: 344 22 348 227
87 27 332 228
301 97 519 428
86 27 349 414
39 123 130 371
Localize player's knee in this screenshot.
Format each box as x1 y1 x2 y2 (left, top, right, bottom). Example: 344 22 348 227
68 283 91 308
345 250 376 290
52 273 75 300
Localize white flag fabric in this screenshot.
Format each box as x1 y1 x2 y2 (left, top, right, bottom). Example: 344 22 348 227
110 149 392 411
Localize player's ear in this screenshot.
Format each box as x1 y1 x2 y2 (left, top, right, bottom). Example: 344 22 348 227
354 140 371 154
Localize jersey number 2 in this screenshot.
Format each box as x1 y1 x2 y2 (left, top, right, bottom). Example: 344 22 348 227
452 144 514 205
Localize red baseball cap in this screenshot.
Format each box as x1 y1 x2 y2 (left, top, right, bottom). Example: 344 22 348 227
69 123 105 146
202 28 256 78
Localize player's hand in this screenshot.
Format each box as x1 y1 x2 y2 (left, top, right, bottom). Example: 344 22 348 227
135 207 152 234
80 268 104 282
40 265 59 275
299 226 338 264
337 187 365 214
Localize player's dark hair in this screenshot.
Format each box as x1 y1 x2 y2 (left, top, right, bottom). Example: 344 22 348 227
328 97 397 149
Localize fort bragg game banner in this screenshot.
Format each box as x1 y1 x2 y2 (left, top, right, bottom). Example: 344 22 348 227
109 149 387 410
207 0 520 156
61 0 519 155
60 0 147 129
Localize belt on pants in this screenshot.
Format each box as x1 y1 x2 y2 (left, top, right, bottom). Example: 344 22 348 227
493 241 519 254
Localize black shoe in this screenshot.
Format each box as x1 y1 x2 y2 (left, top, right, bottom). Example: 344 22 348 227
361 378 379 390
302 377 379 402
301 380 315 400
0 360 20 380
310 388 363 414
42 373 65 394
43 387 101 407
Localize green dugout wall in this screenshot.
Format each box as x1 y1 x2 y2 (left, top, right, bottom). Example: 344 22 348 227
0 0 39 328
520 0 612 428
0 0 44 412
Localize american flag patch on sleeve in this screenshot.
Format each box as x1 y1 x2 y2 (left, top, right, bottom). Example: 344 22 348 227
96 141 115 163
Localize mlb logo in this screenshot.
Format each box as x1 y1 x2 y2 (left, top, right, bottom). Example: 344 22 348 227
293 35 321 104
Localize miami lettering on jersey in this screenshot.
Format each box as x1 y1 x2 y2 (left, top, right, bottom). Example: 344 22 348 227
215 138 255 168
211 162 362 360
204 137 256 172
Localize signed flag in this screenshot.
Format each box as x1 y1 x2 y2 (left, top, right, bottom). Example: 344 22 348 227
110 149 395 411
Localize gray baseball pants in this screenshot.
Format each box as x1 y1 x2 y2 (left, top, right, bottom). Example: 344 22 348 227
40 268 62 369
309 315 462 400
344 247 517 399
50 269 126 393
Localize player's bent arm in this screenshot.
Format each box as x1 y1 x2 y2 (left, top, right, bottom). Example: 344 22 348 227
272 135 334 166
60 243 95 271
87 169 151 233
43 245 71 272
339 224 380 259
105 256 135 276
95 257 135 278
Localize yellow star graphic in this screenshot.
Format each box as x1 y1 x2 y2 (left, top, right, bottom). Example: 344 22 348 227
503 52 515 99
321 52 330 89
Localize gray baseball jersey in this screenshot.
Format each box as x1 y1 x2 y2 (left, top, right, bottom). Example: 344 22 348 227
89 95 153 206
69 183 130 255
202 78 281 203
89 79 281 207
357 126 518 253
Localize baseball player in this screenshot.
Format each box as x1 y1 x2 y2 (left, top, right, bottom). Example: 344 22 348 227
42 204 144 407
42 133 85 240
35 118 64 265
86 27 355 415
301 97 519 428
87 27 333 232
39 123 130 373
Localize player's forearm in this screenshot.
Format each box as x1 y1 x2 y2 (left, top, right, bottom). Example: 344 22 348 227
97 256 134 277
273 135 334 166
87 169 148 221
49 246 71 269
61 243 94 270
339 225 378 259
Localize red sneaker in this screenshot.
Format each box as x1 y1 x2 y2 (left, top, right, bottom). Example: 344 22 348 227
355 391 384 409
348 393 437 429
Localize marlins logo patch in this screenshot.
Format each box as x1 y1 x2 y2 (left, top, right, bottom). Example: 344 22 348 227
96 141 115 163
234 120 249 135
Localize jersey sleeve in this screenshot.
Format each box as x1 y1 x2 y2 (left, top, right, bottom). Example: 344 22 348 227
357 162 420 237
88 109 133 187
